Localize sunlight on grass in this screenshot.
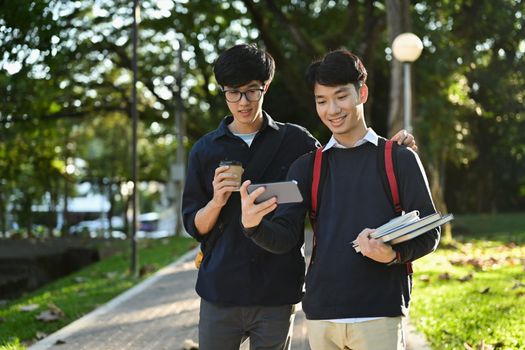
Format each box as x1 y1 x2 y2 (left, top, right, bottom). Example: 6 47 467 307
410 213 525 349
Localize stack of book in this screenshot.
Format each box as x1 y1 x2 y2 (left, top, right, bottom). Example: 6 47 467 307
353 210 454 253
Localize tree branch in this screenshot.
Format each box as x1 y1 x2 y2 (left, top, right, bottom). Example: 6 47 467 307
0 105 126 124
265 0 318 57
241 0 312 113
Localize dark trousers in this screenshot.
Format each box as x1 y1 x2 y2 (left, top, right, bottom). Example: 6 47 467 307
198 299 295 350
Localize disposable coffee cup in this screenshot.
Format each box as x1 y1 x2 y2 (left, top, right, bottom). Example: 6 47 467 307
219 160 244 191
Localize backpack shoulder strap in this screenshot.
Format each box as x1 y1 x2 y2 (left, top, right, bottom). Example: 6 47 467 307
377 138 402 214
310 147 324 222
378 138 413 274
384 140 402 214
308 146 327 265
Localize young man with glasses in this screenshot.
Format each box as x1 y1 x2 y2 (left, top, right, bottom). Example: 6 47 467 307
239 49 440 350
182 44 416 350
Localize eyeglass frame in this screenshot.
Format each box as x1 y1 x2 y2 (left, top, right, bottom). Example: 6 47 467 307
221 86 265 103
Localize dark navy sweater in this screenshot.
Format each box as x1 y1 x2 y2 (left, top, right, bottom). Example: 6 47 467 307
245 141 440 319
182 112 319 306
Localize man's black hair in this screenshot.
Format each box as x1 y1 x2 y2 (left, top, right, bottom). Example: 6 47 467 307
213 44 275 88
305 48 367 90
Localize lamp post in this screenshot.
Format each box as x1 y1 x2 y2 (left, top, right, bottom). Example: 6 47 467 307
130 0 140 277
392 33 423 133
173 39 185 236
62 159 75 236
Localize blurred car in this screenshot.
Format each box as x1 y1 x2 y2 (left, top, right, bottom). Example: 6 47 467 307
69 218 126 239
136 212 170 239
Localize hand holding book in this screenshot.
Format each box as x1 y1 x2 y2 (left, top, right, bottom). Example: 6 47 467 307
353 211 454 253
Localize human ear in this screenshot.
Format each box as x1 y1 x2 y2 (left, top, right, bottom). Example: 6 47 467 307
359 84 369 104
263 81 271 93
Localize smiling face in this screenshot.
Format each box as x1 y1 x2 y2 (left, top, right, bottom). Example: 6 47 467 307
314 82 369 147
223 80 267 134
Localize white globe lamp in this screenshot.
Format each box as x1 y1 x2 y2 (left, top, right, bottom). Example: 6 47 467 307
391 33 423 132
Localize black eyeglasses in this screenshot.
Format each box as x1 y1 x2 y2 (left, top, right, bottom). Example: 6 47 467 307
222 87 264 103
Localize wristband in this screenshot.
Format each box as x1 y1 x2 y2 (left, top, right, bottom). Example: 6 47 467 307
387 251 401 266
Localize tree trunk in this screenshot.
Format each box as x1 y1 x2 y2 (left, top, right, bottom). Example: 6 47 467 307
48 188 56 237
386 1 452 239
386 0 410 137
63 176 69 236
124 192 131 237
23 195 33 237
359 2 386 125
427 156 452 241
242 0 314 114
0 192 6 237
108 182 115 233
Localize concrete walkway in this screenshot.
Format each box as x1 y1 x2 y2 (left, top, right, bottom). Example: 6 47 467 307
29 243 430 350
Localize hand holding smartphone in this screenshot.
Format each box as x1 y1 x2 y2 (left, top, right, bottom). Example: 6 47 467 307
247 180 303 204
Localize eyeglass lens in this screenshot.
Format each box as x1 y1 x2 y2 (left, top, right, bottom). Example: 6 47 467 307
224 89 263 102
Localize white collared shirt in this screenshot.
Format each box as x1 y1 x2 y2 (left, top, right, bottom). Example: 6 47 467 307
323 128 379 151
321 127 384 324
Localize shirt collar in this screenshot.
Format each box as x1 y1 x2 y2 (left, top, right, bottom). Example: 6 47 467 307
323 128 379 152
213 110 279 140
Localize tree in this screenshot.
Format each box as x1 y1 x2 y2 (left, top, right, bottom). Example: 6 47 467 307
1 0 524 240
385 0 411 136
413 0 525 214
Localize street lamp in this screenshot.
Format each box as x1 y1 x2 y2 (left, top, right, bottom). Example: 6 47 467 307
172 38 186 237
130 0 140 277
62 159 76 235
392 33 423 133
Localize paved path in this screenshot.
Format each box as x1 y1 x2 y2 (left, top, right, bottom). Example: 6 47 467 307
29 239 430 350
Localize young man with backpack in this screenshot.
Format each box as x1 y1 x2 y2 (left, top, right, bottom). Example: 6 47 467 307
240 49 440 350
182 44 416 350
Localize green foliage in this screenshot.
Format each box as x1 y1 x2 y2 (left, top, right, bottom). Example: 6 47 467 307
1 0 525 231
0 339 23 350
0 236 195 348
451 212 525 241
413 0 525 212
410 213 525 349
1 119 65 233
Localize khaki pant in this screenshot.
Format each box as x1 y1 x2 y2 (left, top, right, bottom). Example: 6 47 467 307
306 317 405 350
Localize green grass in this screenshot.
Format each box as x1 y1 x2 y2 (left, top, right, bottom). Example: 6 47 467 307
410 213 525 349
2 213 524 349
0 236 196 349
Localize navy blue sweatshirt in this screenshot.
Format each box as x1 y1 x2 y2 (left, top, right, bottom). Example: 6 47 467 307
182 112 319 306
245 141 440 319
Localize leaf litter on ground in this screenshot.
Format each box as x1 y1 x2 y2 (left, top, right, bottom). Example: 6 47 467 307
19 304 40 312
35 302 65 322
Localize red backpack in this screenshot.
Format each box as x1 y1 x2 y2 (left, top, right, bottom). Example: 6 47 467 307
308 139 412 273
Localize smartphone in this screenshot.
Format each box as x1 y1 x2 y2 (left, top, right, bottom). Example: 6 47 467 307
247 180 303 204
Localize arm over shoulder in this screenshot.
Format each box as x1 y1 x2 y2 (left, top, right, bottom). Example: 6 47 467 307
285 122 321 152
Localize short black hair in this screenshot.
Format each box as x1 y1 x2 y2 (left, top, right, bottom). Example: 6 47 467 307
305 49 367 90
213 44 275 88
